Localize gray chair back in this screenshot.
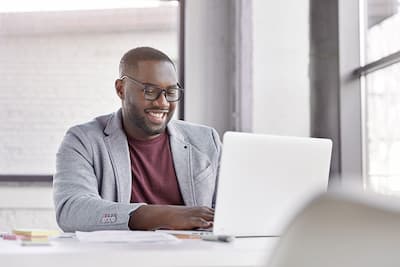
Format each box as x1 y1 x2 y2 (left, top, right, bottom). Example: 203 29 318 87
267 192 400 267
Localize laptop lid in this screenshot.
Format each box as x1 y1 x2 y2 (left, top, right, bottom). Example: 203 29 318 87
212 131 332 237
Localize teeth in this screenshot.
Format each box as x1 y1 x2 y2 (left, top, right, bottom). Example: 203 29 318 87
149 112 164 118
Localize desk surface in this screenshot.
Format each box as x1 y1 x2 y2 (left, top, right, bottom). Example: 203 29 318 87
1 236 278 267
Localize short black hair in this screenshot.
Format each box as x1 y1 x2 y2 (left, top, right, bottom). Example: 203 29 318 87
119 47 175 77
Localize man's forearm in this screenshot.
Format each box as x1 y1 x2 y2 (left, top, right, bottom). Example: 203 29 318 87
128 205 170 230
128 205 214 230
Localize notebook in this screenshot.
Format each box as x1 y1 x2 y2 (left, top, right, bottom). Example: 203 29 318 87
161 131 332 237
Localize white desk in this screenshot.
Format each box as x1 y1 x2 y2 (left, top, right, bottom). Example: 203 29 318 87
0 236 278 267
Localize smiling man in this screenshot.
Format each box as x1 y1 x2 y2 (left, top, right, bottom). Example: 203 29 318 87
53 47 221 232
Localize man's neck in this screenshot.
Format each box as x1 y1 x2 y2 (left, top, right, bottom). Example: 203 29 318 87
122 116 163 141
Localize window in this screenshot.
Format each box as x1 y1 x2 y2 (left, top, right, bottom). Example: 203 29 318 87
0 1 179 181
360 0 400 194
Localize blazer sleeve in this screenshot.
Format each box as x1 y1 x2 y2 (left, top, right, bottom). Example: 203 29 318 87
211 127 222 208
53 126 144 232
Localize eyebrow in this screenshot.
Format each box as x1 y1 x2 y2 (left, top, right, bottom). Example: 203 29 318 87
142 82 179 88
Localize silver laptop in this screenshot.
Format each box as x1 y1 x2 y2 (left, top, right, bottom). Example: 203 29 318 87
211 131 332 237
160 131 332 237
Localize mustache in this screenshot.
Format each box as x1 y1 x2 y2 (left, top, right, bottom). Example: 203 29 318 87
144 108 169 112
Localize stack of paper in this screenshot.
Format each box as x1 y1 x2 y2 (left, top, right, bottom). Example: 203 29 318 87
76 230 180 244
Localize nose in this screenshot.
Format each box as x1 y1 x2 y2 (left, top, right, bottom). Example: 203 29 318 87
152 90 169 107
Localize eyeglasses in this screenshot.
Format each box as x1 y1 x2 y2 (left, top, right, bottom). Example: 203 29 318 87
120 75 184 102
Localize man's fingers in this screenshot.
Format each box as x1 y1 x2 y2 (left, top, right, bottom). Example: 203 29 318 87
202 206 215 213
194 206 214 212
190 217 212 228
193 206 214 215
190 207 214 221
200 211 214 221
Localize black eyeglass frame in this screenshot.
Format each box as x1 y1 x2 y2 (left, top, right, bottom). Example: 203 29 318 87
120 75 184 102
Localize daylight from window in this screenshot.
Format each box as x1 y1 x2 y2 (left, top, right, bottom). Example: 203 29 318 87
365 0 400 194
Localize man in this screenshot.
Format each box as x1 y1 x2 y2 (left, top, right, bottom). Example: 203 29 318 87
53 47 221 232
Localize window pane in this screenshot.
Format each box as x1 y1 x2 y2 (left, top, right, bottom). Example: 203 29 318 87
366 62 400 194
366 0 400 63
0 5 178 176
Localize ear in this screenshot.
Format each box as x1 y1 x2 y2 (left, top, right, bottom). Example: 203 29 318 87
115 79 125 100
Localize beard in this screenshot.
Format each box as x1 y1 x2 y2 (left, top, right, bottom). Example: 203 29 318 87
126 103 174 137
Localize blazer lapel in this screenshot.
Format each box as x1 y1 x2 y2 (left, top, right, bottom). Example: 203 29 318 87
103 110 132 203
168 123 196 206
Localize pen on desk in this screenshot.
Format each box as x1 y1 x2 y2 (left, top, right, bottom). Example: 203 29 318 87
201 235 235 243
1 233 17 240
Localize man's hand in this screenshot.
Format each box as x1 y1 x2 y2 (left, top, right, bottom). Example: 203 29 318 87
129 205 214 230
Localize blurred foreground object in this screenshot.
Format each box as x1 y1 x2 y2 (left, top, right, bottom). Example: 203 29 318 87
268 192 400 267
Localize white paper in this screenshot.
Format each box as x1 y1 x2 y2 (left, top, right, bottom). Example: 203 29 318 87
76 230 180 244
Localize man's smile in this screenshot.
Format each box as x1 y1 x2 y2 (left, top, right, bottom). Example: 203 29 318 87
145 109 169 124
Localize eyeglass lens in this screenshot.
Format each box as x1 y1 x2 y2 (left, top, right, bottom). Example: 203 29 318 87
144 86 182 102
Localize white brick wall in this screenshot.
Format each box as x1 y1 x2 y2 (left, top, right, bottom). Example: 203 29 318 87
0 208 58 232
0 31 177 174
0 8 178 231
0 185 57 232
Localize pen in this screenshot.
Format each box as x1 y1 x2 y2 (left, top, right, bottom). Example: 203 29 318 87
1 232 18 240
201 234 235 243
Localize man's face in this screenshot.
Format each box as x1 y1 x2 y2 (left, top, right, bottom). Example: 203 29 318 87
117 60 178 139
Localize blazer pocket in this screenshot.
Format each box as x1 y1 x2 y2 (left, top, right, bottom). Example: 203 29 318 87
194 165 214 185
193 165 216 207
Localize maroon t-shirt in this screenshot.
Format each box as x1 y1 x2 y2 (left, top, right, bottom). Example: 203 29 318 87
128 132 184 205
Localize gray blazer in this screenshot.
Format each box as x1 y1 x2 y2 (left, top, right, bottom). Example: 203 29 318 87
53 109 221 232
